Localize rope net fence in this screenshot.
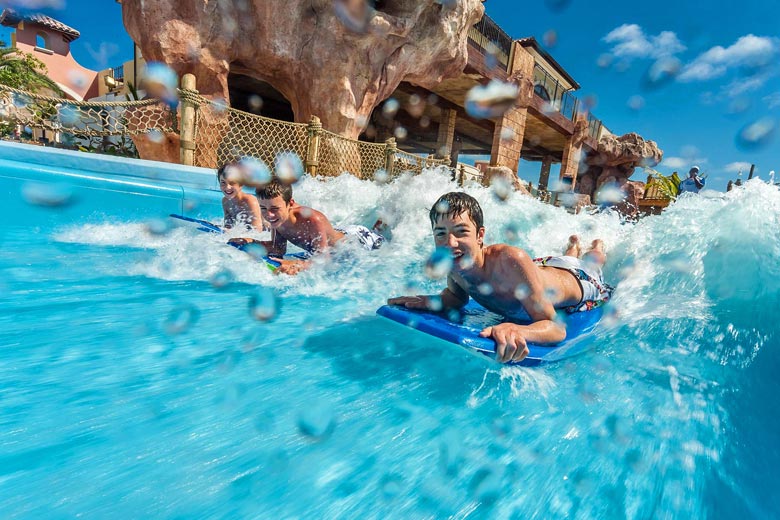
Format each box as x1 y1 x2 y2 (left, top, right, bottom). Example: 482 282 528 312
0 83 452 180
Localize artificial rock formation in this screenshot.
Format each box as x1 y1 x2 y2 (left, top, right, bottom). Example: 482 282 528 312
576 132 663 204
122 0 484 163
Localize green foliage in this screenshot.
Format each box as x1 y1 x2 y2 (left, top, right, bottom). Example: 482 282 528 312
644 167 681 200
0 45 63 95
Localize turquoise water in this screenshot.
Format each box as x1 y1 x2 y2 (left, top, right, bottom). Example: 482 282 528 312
1 162 779 518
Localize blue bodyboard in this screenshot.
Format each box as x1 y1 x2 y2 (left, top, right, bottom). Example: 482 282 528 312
376 301 604 366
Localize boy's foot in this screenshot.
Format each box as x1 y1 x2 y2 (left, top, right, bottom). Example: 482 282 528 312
583 239 606 266
564 234 582 258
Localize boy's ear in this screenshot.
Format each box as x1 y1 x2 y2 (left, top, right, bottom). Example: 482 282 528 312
477 226 485 245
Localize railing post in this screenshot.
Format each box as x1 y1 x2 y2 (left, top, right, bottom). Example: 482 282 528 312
305 115 322 176
384 137 397 176
179 73 197 166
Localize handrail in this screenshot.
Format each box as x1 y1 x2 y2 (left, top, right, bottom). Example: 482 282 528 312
467 14 513 71
532 63 578 121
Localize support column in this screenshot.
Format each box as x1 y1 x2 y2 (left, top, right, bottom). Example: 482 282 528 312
489 107 527 171
489 43 535 172
538 155 553 190
436 108 457 158
559 134 583 190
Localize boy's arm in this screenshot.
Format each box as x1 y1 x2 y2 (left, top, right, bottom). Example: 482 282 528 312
222 199 235 229
387 274 469 310
245 197 265 232
479 248 565 362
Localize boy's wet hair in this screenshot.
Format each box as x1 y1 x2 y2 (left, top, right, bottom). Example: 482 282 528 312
256 178 293 204
429 192 483 229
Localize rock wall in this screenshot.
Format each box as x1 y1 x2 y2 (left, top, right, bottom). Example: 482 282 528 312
122 0 484 144
576 132 663 207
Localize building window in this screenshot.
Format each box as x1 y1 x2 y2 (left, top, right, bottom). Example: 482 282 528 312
534 83 551 102
36 32 48 50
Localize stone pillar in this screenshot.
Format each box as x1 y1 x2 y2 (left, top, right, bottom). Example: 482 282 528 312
538 155 553 190
490 108 527 171
560 134 583 190
489 44 535 172
436 108 457 157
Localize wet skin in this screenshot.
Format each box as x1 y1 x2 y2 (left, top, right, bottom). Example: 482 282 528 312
388 212 585 363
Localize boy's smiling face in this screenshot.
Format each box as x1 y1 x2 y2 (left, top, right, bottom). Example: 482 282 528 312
432 211 485 270
258 195 291 228
219 177 241 199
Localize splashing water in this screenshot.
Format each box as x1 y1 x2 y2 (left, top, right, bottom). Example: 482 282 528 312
4 169 780 517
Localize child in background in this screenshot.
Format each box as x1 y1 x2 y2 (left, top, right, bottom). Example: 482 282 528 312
228 178 383 275
218 162 266 231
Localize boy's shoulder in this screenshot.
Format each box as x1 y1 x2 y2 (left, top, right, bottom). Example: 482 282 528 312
484 243 532 265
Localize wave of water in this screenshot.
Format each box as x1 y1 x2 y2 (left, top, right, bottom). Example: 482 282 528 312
7 169 780 518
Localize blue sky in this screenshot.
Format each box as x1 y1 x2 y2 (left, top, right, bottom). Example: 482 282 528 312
1 0 778 190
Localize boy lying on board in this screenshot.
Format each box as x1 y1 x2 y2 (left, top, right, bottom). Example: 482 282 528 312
228 179 383 275
387 192 612 363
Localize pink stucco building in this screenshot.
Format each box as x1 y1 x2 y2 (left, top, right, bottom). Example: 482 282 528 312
0 9 99 100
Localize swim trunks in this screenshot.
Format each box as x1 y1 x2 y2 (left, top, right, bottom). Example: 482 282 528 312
335 225 385 250
533 255 614 312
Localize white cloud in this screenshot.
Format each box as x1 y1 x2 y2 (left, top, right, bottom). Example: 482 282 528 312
603 24 685 60
678 35 780 82
765 92 780 109
724 161 752 173
661 157 687 169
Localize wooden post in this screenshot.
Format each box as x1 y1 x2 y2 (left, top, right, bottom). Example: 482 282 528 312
179 73 197 166
305 115 322 175
748 163 755 180
385 137 397 176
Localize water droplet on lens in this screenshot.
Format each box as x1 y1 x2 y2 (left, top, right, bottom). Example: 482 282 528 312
374 168 389 183
642 57 681 90
545 0 571 11
514 283 529 300
333 0 371 33
503 223 520 243
393 126 407 140
627 95 645 111
596 53 613 68
249 287 278 321
434 200 450 214
595 182 625 204
465 80 519 119
500 127 514 142
274 152 304 184
427 296 443 311
300 207 313 218
68 70 88 89
380 473 403 499
478 283 493 295
239 157 272 187
425 247 454 279
21 182 74 208
248 95 263 112
382 98 400 118
491 176 512 201
148 129 164 143
241 242 268 261
142 62 179 107
419 116 431 128
57 104 80 126
542 29 558 47
736 117 775 151
145 217 171 235
163 304 199 335
209 269 234 289
297 403 335 441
